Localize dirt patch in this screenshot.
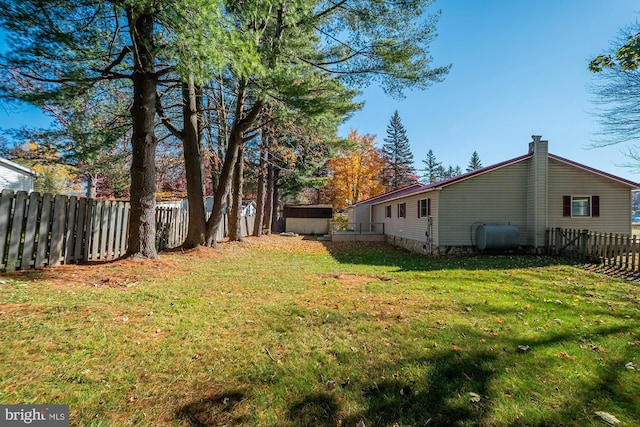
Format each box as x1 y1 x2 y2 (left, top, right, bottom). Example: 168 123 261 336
1 236 327 289
318 273 383 286
2 245 222 289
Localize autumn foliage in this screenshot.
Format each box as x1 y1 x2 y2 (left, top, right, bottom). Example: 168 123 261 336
322 130 386 209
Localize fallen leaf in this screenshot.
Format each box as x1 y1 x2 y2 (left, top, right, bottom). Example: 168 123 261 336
469 392 481 403
595 411 620 425
558 352 577 360
625 361 637 370
517 345 531 353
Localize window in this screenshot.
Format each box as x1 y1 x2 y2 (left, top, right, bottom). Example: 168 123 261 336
385 205 392 218
563 195 600 218
398 202 406 218
418 198 430 218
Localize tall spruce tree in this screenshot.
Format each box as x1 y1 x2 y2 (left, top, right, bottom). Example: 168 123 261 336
382 110 415 189
420 149 442 184
467 151 483 172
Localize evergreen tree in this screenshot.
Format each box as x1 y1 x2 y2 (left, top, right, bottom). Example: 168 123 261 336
467 151 483 172
382 110 415 189
420 149 442 184
443 165 460 179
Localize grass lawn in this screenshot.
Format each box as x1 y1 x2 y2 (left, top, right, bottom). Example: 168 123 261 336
0 235 638 426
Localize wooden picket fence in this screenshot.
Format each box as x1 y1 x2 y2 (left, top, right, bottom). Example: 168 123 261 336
0 189 255 271
546 227 640 274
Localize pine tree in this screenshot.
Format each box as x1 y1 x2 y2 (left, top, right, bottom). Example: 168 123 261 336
382 111 415 190
420 150 442 184
467 151 483 172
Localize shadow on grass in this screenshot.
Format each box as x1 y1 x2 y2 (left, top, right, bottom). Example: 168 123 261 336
171 319 639 426
288 393 341 427
342 350 497 427
322 241 568 272
287 322 639 427
175 390 249 426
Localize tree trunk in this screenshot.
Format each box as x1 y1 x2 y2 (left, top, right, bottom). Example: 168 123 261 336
228 145 244 241
271 167 280 233
126 11 158 259
86 173 97 199
205 81 263 248
206 129 241 248
252 128 268 237
264 158 274 235
182 77 207 248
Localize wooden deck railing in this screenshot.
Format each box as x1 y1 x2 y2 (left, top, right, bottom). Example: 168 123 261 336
330 222 385 235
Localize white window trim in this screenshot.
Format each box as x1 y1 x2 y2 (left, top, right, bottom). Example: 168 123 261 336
571 195 591 218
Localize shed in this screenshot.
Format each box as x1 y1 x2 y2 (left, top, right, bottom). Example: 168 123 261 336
0 157 38 192
284 204 333 235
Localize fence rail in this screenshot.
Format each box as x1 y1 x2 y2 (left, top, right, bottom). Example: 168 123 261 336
330 222 385 235
546 227 640 272
0 189 254 271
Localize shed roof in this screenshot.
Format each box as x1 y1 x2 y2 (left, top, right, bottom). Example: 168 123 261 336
283 204 333 218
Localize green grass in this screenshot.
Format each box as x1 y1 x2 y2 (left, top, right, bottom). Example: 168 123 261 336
1 236 639 426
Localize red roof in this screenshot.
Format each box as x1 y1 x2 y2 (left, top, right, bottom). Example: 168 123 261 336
352 182 428 206
548 153 640 188
357 151 639 206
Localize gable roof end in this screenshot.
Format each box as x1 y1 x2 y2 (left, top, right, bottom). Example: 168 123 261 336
548 153 640 188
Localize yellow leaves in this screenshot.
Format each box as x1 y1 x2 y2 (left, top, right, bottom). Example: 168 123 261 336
323 130 386 209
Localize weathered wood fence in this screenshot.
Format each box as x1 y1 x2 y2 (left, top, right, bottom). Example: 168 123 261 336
0 189 255 271
546 227 640 272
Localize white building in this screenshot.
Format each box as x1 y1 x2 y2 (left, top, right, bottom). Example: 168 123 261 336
0 157 39 192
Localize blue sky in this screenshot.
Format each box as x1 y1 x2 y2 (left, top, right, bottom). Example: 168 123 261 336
0 1 639 183
339 0 640 182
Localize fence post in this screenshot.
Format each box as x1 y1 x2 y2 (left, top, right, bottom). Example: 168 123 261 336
7 191 28 271
632 235 638 272
21 192 40 269
554 228 562 255
579 229 589 261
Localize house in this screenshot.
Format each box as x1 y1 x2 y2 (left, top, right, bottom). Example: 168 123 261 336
347 136 640 254
0 157 38 192
284 204 333 235
181 197 256 217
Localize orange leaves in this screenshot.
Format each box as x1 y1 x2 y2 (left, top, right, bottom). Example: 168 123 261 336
322 130 386 209
557 352 577 360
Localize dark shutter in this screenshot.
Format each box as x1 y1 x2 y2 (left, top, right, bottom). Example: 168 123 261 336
427 198 431 216
563 196 571 217
592 195 600 217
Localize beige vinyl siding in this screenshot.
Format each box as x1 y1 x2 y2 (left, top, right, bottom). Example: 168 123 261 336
372 192 439 246
547 159 632 234
528 141 548 247
438 161 529 246
354 204 372 225
285 218 329 235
